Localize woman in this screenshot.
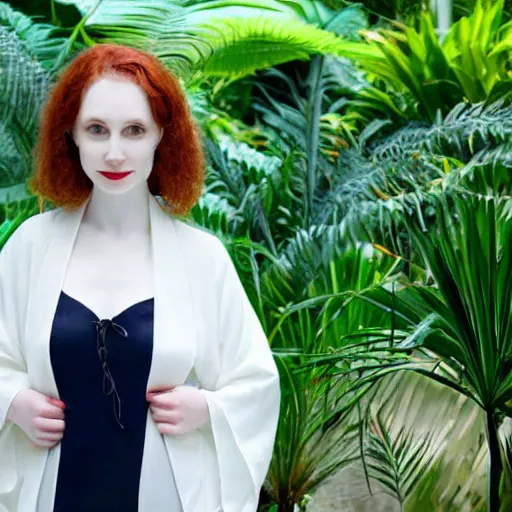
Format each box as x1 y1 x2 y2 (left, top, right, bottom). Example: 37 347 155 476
0 43 280 512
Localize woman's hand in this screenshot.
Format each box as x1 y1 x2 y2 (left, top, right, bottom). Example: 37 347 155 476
147 386 209 435
7 389 66 449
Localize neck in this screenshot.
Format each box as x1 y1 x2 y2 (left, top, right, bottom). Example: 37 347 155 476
83 183 150 235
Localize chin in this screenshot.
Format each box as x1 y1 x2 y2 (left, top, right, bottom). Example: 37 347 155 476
94 182 137 195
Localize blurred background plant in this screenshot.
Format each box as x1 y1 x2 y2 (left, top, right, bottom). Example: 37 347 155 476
2 0 512 510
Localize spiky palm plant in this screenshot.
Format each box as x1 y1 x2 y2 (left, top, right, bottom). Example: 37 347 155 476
211 228 405 512
336 190 512 511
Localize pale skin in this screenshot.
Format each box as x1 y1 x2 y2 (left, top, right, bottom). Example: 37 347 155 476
7 75 209 448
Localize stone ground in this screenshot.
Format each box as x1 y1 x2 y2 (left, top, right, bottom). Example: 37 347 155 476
308 466 400 512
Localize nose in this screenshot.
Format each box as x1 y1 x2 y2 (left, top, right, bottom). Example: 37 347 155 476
105 137 126 169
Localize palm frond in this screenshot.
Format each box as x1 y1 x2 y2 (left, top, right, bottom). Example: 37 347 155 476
371 100 512 162
366 412 442 505
55 1 368 80
360 371 487 512
189 192 246 237
265 356 362 509
330 101 512 253
0 24 50 188
0 2 72 71
183 0 367 35
197 15 356 78
203 133 307 251
54 0 201 77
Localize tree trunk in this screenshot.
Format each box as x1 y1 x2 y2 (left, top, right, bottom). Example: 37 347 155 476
486 410 502 512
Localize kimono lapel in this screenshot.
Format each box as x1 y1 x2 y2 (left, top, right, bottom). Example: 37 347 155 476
25 203 87 397
147 195 196 386
22 201 87 512
147 195 201 511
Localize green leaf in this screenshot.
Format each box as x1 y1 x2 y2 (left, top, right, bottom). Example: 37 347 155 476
0 17 50 188
198 16 346 78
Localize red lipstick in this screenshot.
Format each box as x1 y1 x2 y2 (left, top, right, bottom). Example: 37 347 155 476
98 171 134 181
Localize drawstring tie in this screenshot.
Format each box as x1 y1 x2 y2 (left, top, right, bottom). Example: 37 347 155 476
93 319 128 429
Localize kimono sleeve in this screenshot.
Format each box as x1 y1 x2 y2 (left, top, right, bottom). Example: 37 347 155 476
200 241 280 512
0 229 30 430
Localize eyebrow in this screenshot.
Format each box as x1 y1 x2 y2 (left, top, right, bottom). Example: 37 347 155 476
83 117 147 125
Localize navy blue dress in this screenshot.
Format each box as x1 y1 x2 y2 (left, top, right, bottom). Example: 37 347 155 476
49 291 154 512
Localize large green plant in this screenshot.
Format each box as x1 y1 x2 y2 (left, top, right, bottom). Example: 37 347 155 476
195 56 373 252
336 0 512 120
49 0 368 80
210 92 512 509
248 54 380 232
338 100 512 255
214 229 404 511
0 2 66 244
1 3 50 197
264 356 360 512
346 191 512 511
442 0 512 103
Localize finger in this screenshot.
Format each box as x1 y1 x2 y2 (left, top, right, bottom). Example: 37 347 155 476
42 404 65 420
36 431 64 442
156 422 184 436
35 417 66 433
48 397 66 409
148 394 178 410
147 386 175 396
31 438 60 449
151 408 183 424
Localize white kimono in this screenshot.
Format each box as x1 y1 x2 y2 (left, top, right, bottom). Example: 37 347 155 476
0 193 280 512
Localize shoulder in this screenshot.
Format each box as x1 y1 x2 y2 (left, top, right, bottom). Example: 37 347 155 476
2 209 57 255
171 219 234 277
15 209 57 235
0 209 58 282
172 219 229 259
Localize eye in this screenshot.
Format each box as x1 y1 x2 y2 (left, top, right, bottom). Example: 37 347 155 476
87 124 107 136
125 125 145 136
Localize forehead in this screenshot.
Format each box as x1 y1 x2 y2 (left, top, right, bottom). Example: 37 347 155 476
78 76 154 122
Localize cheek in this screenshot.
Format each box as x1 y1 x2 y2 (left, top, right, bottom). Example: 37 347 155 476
76 146 98 174
132 143 158 167
136 139 158 155
76 140 103 162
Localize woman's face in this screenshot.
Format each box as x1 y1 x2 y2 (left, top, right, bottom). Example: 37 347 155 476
72 75 163 195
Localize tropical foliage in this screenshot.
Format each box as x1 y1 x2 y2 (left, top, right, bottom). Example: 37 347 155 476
2 0 512 510
335 0 512 120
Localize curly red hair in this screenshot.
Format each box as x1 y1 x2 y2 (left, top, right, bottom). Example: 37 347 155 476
30 43 204 215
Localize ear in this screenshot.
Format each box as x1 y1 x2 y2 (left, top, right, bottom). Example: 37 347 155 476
158 127 164 144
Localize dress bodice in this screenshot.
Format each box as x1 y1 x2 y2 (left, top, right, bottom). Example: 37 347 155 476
50 291 154 512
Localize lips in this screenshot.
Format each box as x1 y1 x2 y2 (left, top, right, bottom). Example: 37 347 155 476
98 171 134 181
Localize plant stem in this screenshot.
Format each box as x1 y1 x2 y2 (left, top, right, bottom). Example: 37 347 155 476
305 54 324 226
50 0 58 26
486 410 502 512
277 502 295 512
